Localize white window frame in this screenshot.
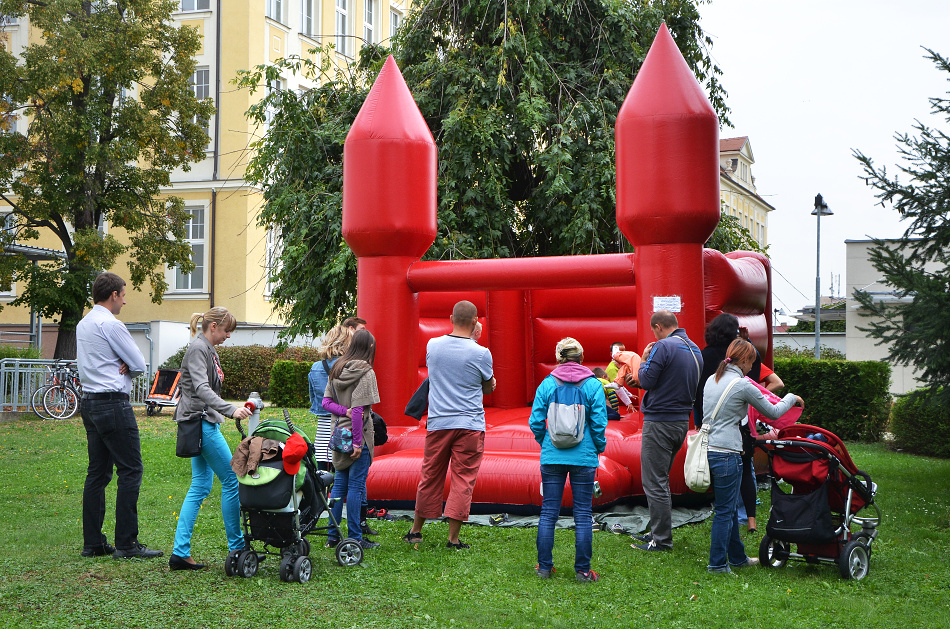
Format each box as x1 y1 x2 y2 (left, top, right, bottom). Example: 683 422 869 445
335 0 349 56
173 206 208 293
179 0 210 11
0 214 17 296
363 0 375 44
189 66 211 143
265 76 286 128
389 8 401 38
300 0 316 37
266 0 283 23
264 226 282 297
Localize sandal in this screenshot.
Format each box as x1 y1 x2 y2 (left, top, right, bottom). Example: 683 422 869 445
446 540 470 550
325 538 340 549
402 531 423 544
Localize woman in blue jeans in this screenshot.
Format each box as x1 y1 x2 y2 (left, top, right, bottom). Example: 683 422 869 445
321 329 381 550
529 338 608 582
170 308 252 571
702 339 803 574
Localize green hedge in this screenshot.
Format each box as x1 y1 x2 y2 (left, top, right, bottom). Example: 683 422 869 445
890 388 950 458
773 357 891 441
160 345 320 400
269 360 314 408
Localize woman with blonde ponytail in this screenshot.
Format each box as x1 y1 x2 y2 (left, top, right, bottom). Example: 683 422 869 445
169 307 252 571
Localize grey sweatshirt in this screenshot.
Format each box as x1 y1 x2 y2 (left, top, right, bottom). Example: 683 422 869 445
702 364 798 452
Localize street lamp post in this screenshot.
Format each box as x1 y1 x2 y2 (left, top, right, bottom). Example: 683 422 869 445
812 194 833 359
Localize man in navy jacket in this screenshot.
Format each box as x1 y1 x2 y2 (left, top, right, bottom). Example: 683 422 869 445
631 310 702 551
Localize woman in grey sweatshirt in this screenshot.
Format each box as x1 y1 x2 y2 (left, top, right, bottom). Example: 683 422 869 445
702 339 803 573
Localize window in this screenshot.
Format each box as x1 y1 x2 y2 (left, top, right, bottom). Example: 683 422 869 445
0 214 16 296
189 67 211 140
335 0 348 55
175 208 206 291
739 162 749 183
300 0 315 36
180 0 210 10
389 8 401 37
363 0 375 44
1 14 18 25
265 76 285 127
266 0 283 22
265 226 282 296
1 95 16 133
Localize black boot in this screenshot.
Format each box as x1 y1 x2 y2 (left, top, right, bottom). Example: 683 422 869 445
360 504 378 536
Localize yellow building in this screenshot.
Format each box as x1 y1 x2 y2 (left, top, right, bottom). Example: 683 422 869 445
720 136 774 247
0 1 410 361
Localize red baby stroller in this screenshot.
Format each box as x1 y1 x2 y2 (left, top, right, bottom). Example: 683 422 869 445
757 424 881 580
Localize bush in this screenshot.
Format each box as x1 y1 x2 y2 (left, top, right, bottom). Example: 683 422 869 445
269 361 314 408
890 388 950 458
0 345 41 360
159 344 320 400
774 357 891 441
773 345 846 361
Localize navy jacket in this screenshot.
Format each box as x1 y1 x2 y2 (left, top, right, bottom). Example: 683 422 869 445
637 329 702 421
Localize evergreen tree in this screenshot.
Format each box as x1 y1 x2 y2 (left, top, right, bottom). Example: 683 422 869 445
853 49 950 394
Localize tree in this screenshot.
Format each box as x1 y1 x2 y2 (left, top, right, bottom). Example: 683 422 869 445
241 0 731 339
0 0 214 358
705 212 766 255
852 48 950 394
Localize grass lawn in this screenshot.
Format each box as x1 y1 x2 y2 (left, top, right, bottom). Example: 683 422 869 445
0 407 948 629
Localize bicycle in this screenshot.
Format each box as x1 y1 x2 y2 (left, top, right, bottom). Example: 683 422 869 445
31 362 83 420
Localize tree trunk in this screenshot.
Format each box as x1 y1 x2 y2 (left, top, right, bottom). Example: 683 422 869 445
54 310 82 360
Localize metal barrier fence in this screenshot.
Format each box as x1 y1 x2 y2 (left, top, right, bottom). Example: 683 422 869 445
0 359 150 413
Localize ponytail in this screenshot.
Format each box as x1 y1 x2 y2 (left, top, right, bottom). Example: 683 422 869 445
714 339 756 383
190 307 236 337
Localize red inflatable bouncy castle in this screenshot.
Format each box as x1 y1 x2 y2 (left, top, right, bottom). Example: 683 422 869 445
341 24 773 513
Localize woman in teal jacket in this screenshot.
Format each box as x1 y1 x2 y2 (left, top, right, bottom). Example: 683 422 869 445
529 337 608 582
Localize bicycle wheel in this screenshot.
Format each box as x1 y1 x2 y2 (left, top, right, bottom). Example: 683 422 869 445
44 385 78 419
32 385 54 420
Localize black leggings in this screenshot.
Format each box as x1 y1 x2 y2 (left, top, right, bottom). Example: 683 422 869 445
740 453 757 519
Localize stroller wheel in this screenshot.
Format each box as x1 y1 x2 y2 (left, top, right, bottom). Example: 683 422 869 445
336 538 364 567
279 555 295 582
838 540 870 580
295 538 311 557
759 535 790 569
237 550 259 578
293 556 313 583
145 404 154 417
224 549 242 577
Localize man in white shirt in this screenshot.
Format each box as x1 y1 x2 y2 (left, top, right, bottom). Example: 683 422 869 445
77 273 162 559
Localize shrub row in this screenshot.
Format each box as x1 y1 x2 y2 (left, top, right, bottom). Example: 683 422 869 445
890 388 950 458
269 360 315 409
774 357 891 441
160 345 321 400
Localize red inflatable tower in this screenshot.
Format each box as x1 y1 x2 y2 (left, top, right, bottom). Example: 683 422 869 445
342 56 437 423
616 23 721 352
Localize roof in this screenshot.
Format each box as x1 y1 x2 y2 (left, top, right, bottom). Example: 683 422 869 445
720 137 749 152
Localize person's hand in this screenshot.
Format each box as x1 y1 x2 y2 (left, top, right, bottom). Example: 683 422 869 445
350 445 362 460
233 406 252 420
624 373 638 388
641 342 655 361
345 408 353 418
794 395 805 409
626 404 635 413
118 362 129 375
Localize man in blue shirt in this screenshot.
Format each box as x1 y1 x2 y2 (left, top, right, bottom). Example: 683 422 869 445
631 310 702 552
77 273 162 559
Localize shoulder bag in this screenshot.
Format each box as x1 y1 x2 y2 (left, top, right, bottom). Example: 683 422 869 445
684 378 740 492
176 411 205 458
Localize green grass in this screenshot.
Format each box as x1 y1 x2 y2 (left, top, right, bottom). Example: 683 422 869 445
1 408 948 628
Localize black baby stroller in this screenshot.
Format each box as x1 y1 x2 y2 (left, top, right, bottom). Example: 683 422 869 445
228 410 364 583
757 424 881 580
144 369 182 416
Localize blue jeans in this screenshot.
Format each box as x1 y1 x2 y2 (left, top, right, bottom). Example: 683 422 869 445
536 464 597 574
708 451 748 571
173 421 243 557
81 398 143 550
328 448 371 541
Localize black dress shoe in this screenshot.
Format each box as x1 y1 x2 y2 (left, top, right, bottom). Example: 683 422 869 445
81 543 116 557
113 542 164 559
361 522 378 536
169 555 205 571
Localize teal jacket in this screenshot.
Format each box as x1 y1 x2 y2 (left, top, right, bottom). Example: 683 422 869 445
529 362 608 468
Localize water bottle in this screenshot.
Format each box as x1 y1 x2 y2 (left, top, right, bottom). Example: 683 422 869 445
246 392 263 435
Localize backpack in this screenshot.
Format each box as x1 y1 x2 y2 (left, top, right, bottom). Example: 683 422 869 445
546 377 588 449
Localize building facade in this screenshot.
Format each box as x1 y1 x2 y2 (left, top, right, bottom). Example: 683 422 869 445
0 1 409 364
719 136 774 248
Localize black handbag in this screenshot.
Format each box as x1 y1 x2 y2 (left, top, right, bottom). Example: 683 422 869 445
404 378 429 420
175 413 204 458
766 479 837 544
372 411 388 446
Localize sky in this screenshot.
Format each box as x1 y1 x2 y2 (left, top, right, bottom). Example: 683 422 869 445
697 0 950 321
